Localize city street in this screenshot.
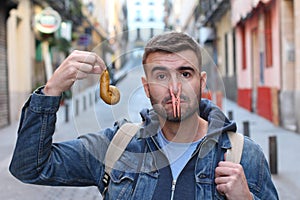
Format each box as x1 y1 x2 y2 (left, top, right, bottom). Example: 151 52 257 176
1 55 300 199
2 0 300 199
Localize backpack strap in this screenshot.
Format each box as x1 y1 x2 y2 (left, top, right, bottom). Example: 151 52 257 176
102 122 141 195
102 123 140 195
226 132 244 163
104 123 140 176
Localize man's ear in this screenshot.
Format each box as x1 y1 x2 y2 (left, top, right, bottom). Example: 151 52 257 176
141 77 150 98
200 71 207 92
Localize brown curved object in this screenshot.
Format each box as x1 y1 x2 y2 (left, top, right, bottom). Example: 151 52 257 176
100 70 120 105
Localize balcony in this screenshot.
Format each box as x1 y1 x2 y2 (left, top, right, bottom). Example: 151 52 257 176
200 0 230 25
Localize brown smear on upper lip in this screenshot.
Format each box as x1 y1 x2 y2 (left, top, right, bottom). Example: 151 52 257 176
169 83 181 118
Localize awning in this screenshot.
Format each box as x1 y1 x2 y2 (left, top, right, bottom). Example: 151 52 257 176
231 0 272 26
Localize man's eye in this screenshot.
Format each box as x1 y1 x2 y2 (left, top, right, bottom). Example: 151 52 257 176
181 72 191 78
157 74 167 80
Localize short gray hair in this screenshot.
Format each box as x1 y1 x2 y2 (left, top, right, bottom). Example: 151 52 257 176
142 31 202 68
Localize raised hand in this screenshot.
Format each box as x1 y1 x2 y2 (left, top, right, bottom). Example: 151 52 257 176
43 50 106 96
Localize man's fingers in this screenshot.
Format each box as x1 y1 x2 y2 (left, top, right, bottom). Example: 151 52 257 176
92 56 107 74
216 183 228 196
218 161 237 167
96 56 106 69
77 62 105 75
75 70 88 80
92 65 104 74
77 63 94 73
76 51 98 65
215 161 243 179
76 52 106 74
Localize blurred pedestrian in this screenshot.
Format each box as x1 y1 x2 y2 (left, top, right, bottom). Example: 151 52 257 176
9 31 278 199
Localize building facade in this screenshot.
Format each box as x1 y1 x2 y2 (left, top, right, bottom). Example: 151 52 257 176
198 0 237 104
280 0 300 131
127 0 165 48
232 0 280 126
232 0 300 131
0 1 18 128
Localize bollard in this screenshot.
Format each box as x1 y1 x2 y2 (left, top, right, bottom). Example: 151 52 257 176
83 96 86 111
89 93 92 106
243 121 250 137
75 99 79 116
228 111 233 120
65 103 69 122
269 136 278 174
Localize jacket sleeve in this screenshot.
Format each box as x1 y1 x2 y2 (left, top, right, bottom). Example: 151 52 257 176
9 90 113 188
242 137 279 200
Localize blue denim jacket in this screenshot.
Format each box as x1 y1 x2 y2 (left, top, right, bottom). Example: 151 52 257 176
10 89 278 199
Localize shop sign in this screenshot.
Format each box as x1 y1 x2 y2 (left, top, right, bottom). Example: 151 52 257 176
35 7 61 34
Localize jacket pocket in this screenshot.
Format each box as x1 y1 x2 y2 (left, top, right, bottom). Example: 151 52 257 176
108 169 135 200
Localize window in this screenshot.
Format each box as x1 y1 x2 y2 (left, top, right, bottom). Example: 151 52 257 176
149 10 155 22
241 24 247 69
233 29 237 74
135 10 141 22
225 33 229 75
264 9 273 67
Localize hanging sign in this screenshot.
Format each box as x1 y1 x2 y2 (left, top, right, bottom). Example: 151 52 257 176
35 7 61 34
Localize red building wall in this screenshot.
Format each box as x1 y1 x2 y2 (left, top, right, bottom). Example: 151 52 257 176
234 0 280 125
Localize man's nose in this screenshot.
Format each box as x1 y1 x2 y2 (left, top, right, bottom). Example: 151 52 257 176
169 80 181 96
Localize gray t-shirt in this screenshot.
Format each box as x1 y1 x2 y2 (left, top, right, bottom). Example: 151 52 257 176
157 130 202 180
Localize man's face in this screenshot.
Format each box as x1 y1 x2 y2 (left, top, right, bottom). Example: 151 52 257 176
142 50 206 122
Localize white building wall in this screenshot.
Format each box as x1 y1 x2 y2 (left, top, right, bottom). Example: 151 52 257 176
127 0 165 43
168 0 198 32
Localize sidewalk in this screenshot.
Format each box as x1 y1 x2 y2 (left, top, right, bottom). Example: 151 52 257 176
223 99 300 199
1 87 300 199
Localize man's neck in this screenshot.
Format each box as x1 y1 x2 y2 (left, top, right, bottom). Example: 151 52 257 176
159 114 208 143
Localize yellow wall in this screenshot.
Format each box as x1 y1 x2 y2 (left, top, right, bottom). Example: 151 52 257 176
7 0 34 122
215 10 234 76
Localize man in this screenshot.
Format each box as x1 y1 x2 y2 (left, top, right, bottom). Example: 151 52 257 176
10 32 278 199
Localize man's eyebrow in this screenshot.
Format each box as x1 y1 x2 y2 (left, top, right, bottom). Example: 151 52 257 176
177 66 195 71
151 66 195 73
151 66 168 73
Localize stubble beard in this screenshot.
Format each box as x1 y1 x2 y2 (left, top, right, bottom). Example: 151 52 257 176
149 94 200 123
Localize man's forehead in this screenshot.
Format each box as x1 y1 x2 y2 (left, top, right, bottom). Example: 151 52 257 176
144 50 200 71
146 50 198 63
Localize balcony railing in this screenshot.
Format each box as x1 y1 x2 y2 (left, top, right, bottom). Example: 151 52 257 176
200 0 230 25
